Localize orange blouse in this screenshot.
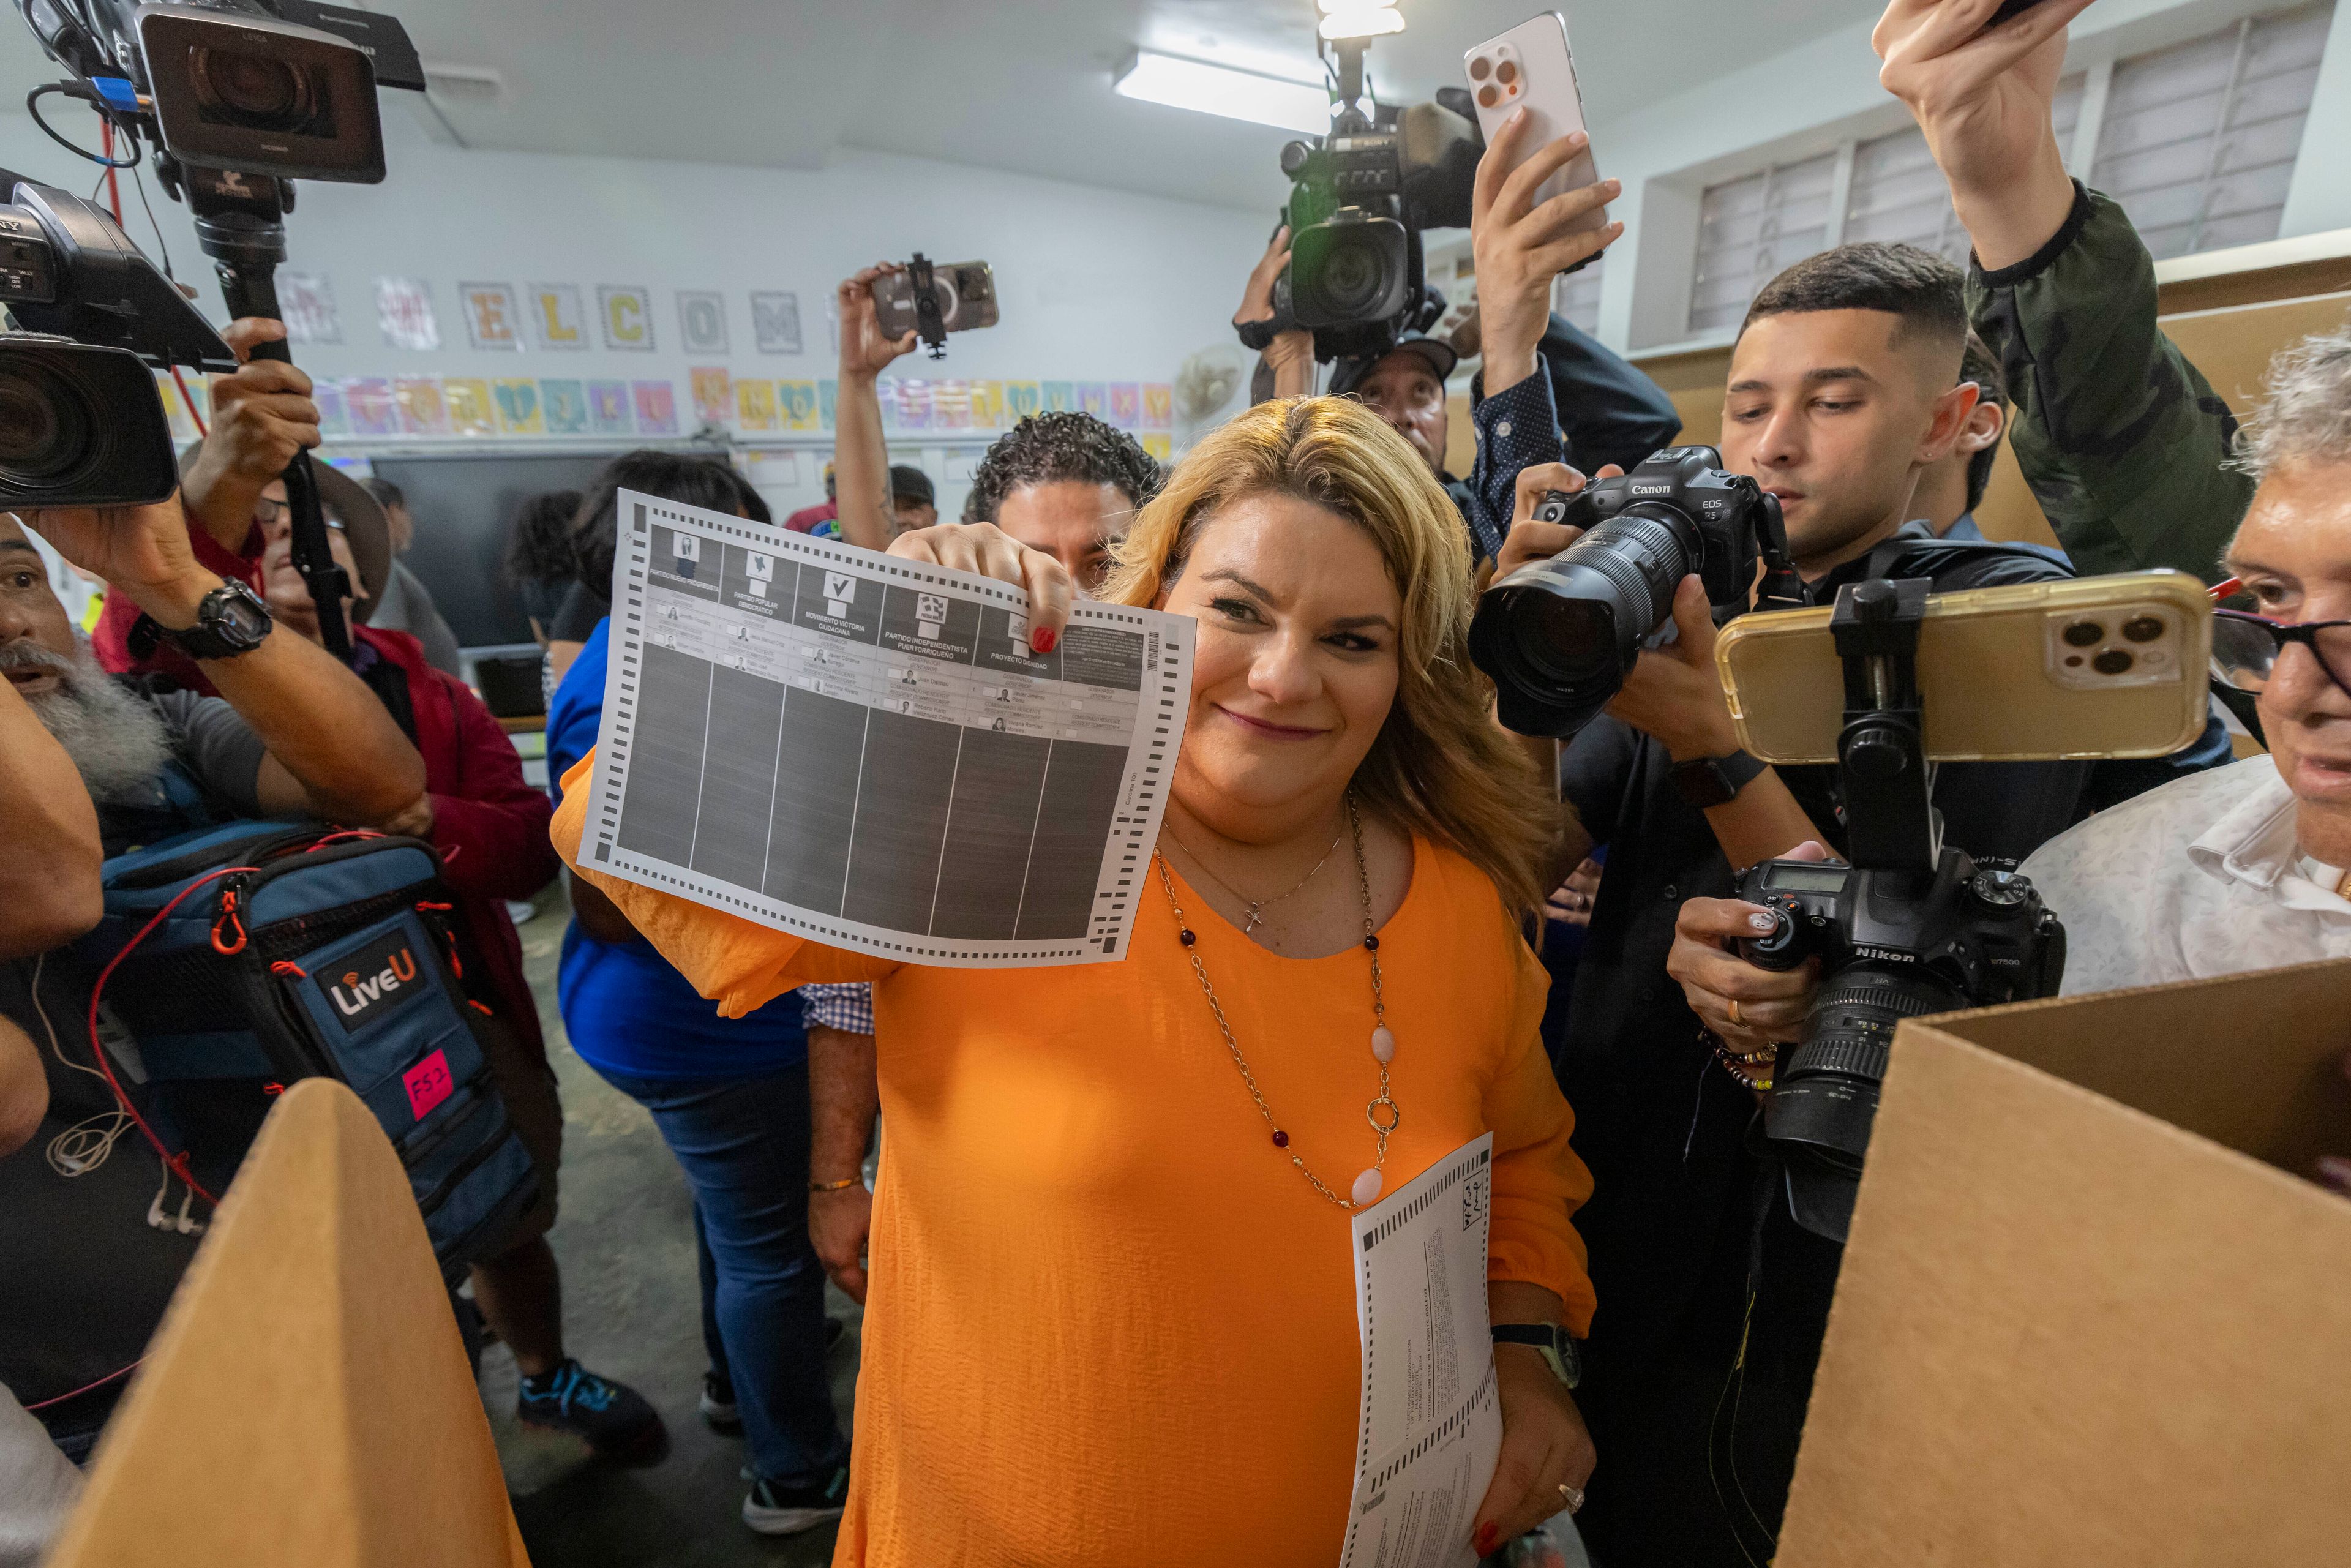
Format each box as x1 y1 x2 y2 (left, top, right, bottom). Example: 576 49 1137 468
553 757 1594 1567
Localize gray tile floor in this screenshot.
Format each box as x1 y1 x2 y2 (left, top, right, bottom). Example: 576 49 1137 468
489 890 860 1567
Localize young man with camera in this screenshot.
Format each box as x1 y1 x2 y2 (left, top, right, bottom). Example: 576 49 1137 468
1495 239 2181 1567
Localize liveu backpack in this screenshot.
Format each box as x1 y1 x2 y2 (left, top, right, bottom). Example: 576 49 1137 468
74 817 539 1281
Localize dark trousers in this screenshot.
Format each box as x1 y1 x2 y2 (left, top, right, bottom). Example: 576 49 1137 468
1572 1175 1842 1568
593 1063 847 1486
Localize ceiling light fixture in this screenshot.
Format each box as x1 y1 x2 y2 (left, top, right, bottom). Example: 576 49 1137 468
1112 50 1330 134
1317 0 1405 42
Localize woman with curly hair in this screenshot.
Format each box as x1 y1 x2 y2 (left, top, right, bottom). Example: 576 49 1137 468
553 397 1596 1562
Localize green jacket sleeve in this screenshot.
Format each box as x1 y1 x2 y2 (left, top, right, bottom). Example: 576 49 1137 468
1967 183 2253 582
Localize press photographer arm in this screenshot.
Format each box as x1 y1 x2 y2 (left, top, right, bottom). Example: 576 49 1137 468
178 317 323 555
1460 120 1627 559
1875 0 2249 580
1235 225 1315 399
23 497 424 823
832 264 919 552
0 647 103 958
1495 464 1824 873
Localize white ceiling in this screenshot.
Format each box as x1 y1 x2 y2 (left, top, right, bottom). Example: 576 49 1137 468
4 0 1884 211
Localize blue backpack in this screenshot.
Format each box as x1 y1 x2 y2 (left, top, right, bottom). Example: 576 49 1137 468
73 817 538 1281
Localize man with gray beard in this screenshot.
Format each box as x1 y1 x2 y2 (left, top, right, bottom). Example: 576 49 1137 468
0 495 424 1457
0 504 422 853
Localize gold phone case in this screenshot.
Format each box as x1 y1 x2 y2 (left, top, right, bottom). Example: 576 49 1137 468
1715 571 2214 765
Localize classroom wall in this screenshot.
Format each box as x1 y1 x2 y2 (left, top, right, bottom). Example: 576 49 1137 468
2 100 1269 525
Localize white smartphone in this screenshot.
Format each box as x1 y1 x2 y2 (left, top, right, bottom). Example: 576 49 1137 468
1463 13 1605 233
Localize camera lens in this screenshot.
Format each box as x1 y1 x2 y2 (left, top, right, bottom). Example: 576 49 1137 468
1468 55 1491 81
0 361 92 486
1320 240 1387 319
2093 648 2135 675
191 47 318 132
2062 620 2105 647
2122 615 2165 643
1471 504 1700 737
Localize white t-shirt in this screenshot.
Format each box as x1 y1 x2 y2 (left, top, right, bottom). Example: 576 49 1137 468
2019 754 2351 996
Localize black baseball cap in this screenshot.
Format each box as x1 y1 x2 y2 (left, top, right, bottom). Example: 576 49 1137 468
889 464 934 505
1329 332 1461 397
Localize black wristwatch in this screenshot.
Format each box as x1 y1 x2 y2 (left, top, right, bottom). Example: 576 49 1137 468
128 578 274 662
1671 749 1765 809
1492 1323 1582 1389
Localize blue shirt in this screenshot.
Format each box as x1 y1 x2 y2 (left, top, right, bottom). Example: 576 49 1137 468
546 617 809 1079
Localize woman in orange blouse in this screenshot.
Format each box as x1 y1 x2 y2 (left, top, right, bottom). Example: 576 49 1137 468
553 397 1597 1565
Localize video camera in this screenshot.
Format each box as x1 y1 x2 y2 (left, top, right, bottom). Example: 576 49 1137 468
18 0 426 189
1 175 234 508
15 0 426 655
1470 446 1805 737
1244 35 1482 364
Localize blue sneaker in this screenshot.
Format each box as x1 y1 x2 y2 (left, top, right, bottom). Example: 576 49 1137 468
743 1466 849 1535
516 1359 666 1461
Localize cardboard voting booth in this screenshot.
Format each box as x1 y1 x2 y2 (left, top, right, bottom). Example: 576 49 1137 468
46 1079 530 1568
1780 956 2351 1566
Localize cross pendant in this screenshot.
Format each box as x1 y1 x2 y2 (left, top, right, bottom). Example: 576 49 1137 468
1242 903 1265 933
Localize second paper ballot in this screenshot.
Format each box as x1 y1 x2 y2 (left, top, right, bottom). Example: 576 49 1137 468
578 490 1194 966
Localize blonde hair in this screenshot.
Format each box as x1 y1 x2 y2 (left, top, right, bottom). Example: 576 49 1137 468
1103 397 1556 913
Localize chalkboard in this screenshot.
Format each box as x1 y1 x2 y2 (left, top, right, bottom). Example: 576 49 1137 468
367 451 632 648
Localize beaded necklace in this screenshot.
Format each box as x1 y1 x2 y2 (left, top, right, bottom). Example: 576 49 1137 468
1154 794 1400 1209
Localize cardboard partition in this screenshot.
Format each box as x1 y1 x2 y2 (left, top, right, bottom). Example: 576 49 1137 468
47 1079 530 1568
1779 957 2351 1567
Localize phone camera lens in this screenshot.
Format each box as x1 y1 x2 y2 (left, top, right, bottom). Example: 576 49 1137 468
2093 649 2135 676
2062 620 2105 648
1469 56 1491 81
1496 59 1520 85
2122 615 2165 643
1477 83 1501 108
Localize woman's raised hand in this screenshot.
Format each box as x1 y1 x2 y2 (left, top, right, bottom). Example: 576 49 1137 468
888 522 1074 653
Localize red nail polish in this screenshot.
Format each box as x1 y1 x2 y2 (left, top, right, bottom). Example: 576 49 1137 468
1474 1523 1499 1556
1032 626 1057 653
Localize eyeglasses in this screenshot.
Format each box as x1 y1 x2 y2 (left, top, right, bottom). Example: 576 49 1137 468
2209 609 2351 694
253 498 344 533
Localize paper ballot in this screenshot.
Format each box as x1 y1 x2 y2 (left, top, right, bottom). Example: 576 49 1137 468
1340 1135 1503 1568
578 491 1193 966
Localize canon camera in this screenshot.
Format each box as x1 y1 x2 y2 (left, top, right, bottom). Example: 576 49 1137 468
1471 446 1802 738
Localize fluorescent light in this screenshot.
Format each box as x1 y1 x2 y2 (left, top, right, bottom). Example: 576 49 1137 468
1113 50 1330 135
1318 0 1405 40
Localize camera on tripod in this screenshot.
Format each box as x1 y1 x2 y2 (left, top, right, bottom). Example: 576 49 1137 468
1470 446 1805 738
1711 572 2216 1242
1 175 235 508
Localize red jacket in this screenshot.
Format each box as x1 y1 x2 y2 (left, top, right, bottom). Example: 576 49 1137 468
355 625 558 1057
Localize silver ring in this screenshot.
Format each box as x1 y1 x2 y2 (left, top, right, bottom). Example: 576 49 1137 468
1558 1482 1584 1514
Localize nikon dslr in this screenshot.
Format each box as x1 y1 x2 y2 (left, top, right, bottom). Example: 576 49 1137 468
1471 446 1802 737
1736 852 2064 1240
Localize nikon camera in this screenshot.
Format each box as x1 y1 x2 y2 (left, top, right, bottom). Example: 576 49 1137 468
1471 446 1802 737
1735 850 2065 1240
